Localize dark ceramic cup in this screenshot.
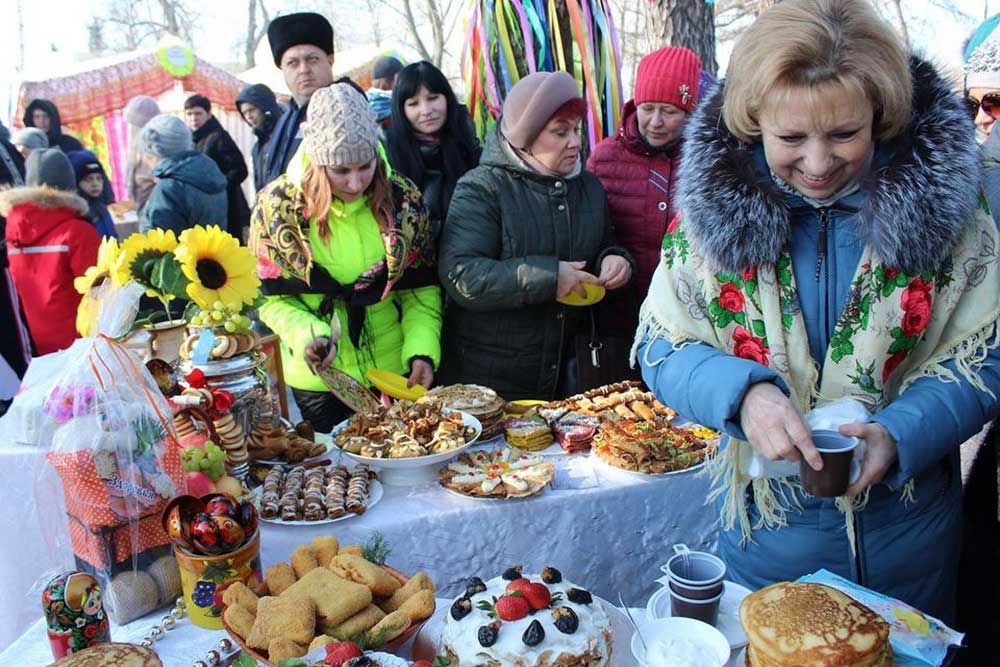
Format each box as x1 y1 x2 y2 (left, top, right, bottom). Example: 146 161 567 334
800 429 859 497
668 578 725 601
670 587 723 626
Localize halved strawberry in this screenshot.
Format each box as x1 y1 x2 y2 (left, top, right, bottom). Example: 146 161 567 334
523 582 552 610
324 640 363 666
505 578 533 596
495 593 531 621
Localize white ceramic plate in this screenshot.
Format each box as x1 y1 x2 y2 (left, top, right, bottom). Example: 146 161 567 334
255 477 383 526
411 597 634 666
591 451 708 478
331 411 482 486
645 580 752 649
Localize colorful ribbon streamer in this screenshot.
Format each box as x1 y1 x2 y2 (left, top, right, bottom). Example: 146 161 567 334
461 0 623 150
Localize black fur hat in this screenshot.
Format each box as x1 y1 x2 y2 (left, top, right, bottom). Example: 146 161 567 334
267 12 334 67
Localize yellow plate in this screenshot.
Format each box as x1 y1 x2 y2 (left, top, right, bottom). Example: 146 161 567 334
365 369 428 401
511 400 547 407
556 282 606 307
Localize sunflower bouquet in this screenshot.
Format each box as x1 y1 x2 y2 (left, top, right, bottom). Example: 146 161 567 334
74 226 261 335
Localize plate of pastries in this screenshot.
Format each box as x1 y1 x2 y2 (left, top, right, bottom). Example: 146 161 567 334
332 398 481 466
257 464 381 525
222 536 436 665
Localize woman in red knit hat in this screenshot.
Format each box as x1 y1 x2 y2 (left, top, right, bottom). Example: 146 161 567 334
588 46 703 347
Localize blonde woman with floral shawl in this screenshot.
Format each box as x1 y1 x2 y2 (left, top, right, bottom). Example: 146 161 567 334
635 0 1000 623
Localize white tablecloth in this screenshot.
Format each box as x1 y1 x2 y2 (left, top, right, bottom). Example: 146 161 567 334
0 599 746 667
0 440 719 651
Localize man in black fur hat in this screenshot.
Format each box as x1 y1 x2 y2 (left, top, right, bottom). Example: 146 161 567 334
259 12 336 186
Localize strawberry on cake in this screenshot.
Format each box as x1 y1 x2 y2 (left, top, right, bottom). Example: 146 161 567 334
440 566 613 666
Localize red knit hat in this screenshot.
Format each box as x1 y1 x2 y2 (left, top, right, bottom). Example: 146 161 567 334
634 46 702 112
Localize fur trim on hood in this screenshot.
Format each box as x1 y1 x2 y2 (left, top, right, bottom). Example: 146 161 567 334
676 57 980 274
0 185 89 217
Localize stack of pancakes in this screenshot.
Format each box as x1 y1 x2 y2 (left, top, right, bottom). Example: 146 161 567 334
504 415 554 451
422 384 506 441
740 582 893 667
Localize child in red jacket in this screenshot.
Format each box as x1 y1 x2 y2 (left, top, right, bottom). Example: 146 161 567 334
0 148 99 356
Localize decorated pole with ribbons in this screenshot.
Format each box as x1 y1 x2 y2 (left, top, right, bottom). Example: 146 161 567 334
461 0 623 152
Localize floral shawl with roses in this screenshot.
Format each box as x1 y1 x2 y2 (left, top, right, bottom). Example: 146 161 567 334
634 57 1000 545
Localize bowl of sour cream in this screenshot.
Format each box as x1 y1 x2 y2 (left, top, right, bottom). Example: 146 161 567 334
631 617 730 667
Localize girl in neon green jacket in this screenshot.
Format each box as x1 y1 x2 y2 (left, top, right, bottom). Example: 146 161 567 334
250 83 441 432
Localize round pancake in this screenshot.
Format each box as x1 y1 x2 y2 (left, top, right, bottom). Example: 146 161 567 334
740 582 891 667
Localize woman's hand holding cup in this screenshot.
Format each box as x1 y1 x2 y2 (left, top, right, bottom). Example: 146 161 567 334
739 382 823 471
839 422 897 496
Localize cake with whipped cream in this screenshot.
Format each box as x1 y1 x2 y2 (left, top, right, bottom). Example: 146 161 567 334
440 565 613 666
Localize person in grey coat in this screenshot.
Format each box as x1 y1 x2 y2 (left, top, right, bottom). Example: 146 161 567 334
139 114 227 234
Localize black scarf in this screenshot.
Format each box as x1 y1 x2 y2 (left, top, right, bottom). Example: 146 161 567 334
260 263 388 348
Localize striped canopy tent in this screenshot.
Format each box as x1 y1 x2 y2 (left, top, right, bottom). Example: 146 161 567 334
461 0 623 153
14 37 248 200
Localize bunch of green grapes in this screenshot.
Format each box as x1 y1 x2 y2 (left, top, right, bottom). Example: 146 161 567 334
190 301 252 334
181 442 227 480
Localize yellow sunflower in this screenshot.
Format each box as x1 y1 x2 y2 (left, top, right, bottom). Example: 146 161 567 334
114 228 179 296
175 225 260 309
75 236 120 295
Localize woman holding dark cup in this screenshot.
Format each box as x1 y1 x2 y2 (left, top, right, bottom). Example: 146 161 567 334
635 0 1000 621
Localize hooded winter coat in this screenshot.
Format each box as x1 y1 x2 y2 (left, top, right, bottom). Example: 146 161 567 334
23 99 84 153
0 186 99 355
141 150 228 234
235 84 284 193
587 100 683 336
637 57 1000 622
66 150 117 238
438 127 634 400
193 116 251 240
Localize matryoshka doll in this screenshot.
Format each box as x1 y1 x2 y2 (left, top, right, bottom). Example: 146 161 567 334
42 571 111 659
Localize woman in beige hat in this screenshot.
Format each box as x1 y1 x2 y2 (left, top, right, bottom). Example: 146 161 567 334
437 71 634 400
250 83 441 431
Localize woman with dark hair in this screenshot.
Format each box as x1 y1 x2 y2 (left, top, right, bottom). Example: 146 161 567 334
251 83 441 432
386 61 481 237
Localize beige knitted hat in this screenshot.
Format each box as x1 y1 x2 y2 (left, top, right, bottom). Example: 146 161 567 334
304 84 379 167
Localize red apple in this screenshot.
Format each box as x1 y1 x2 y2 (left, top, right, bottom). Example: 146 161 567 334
179 433 209 450
185 471 216 497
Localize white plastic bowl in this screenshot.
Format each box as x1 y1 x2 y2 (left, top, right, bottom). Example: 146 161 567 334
631 617 730 667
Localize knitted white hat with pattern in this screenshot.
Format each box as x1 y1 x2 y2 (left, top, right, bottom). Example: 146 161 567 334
303 84 378 167
966 29 1000 90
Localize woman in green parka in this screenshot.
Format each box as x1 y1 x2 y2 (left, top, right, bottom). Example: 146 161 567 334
438 71 634 400
250 83 441 432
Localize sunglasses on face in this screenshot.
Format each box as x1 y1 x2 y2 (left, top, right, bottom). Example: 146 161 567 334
966 93 1000 120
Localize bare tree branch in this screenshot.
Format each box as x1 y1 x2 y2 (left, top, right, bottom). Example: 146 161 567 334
400 0 433 62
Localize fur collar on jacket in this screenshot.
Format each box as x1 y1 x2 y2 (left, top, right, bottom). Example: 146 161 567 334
0 185 89 217
677 57 980 274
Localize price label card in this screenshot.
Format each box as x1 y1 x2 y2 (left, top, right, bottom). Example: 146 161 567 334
191 329 215 365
